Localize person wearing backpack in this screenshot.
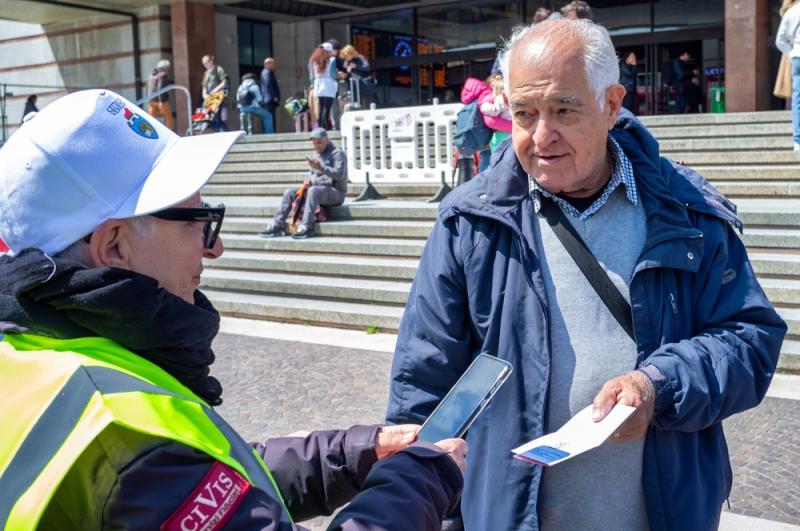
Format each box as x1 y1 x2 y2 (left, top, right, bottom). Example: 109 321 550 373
458 77 495 173
237 73 273 135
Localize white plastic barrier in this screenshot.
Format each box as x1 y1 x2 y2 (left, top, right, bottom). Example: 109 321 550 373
340 102 464 185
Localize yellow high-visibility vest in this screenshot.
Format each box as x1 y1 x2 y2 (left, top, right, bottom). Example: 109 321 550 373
0 333 292 530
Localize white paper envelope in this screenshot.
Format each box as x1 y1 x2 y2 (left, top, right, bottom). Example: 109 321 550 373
512 404 636 466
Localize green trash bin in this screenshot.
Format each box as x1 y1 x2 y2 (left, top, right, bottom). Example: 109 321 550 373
710 87 725 113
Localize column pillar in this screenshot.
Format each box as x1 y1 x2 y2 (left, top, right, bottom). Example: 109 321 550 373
724 0 771 112
171 0 216 132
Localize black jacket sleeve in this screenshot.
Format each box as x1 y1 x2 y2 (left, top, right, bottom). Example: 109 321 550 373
99 429 461 531
258 425 380 521
330 443 463 531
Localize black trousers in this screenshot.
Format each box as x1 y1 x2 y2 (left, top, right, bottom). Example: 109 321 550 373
318 96 334 129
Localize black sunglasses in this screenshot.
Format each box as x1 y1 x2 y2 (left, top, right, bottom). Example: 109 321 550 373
150 202 225 249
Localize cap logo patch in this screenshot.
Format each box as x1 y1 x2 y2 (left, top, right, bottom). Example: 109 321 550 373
123 107 159 139
106 98 125 115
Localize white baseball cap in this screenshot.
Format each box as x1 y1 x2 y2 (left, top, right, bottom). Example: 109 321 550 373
0 89 243 256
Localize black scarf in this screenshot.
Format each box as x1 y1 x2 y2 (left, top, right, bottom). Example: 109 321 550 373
0 249 223 405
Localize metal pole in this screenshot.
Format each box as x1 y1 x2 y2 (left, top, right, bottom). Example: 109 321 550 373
0 84 8 143
135 84 194 136
131 16 142 100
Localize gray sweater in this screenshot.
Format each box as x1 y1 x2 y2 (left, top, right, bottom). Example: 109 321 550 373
535 187 650 531
310 143 348 193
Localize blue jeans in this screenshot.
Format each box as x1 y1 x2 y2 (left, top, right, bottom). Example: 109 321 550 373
478 148 491 172
239 105 273 134
792 58 800 144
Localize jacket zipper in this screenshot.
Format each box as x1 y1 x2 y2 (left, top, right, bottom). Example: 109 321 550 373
668 293 678 314
451 204 553 452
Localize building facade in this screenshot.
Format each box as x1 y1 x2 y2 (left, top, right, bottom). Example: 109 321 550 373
0 0 786 138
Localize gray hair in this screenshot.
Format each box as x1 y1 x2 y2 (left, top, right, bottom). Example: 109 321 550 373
55 215 157 266
499 19 619 110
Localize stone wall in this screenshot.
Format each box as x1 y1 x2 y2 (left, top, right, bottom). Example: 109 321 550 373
0 6 171 139
271 19 321 133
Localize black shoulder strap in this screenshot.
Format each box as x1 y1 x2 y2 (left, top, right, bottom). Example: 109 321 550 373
539 197 636 341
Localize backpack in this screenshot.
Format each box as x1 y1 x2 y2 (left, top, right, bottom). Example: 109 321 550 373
237 83 256 107
453 101 492 156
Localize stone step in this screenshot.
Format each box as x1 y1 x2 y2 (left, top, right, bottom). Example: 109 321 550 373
209 249 420 280
203 183 440 197
224 150 317 163
712 181 800 198
697 169 800 182
737 199 800 226
671 152 800 166
218 161 311 173
230 141 330 153
698 167 800 182
224 217 434 239
659 137 790 153
646 123 791 139
211 172 309 184
749 251 800 277
780 339 800 371
206 196 438 220
202 288 403 330
238 131 342 143
741 228 800 250
780 307 800 338
640 111 790 127
760 278 800 305
201 269 411 305
221 234 426 257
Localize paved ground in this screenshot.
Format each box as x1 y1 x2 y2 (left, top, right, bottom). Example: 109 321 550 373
212 332 800 530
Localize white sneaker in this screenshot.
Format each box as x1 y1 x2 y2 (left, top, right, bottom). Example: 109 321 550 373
794 142 800 152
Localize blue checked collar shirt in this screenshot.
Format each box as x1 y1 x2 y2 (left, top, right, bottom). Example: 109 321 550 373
529 135 638 221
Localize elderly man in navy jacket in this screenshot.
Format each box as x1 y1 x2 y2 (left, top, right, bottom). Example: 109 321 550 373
387 18 786 531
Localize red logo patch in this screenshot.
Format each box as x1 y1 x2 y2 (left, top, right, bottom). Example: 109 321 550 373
161 461 251 531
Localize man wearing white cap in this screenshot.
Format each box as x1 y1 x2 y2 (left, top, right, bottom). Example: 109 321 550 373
0 90 465 529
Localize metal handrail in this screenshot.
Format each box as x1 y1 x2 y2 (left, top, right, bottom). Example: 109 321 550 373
135 84 193 136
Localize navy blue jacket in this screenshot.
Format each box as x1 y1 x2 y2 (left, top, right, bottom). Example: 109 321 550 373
260 67 281 111
386 113 786 531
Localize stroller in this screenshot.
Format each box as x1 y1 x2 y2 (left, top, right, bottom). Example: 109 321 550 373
191 92 225 134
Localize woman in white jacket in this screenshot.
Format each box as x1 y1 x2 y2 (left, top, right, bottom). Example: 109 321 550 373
309 43 338 130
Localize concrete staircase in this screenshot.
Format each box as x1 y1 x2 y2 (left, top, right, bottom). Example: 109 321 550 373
202 112 800 372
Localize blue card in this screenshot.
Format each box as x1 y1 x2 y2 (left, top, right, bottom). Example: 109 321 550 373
519 445 571 465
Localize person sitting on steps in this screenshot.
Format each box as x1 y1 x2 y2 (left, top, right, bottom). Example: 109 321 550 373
259 127 346 239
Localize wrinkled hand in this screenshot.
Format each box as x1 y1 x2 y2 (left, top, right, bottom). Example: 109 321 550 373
592 371 655 443
434 438 468 475
375 424 420 459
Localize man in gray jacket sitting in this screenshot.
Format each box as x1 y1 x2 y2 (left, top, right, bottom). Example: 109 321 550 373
260 127 347 239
